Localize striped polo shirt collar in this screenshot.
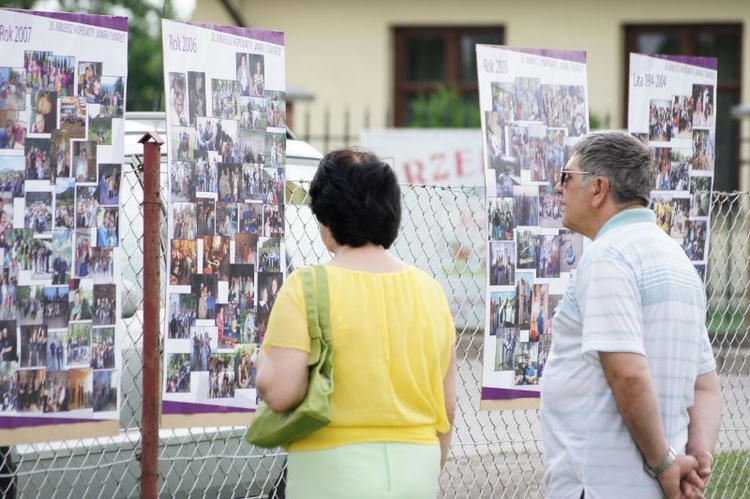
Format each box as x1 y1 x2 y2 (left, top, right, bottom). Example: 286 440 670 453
596 208 655 239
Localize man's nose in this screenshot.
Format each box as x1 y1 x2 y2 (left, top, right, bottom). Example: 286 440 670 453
554 183 563 195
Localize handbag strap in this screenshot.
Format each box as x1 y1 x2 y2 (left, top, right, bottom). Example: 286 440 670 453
300 266 330 366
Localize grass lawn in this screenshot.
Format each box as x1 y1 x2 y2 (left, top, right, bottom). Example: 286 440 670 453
707 450 749 497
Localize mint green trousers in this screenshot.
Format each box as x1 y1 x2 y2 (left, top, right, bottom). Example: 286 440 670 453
287 442 441 498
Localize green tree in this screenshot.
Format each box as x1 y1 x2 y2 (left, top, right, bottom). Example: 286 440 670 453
407 85 481 128
0 0 176 111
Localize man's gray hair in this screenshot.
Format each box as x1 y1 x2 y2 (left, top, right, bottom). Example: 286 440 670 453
571 130 655 206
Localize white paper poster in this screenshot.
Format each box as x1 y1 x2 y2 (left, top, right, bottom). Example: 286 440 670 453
628 53 717 279
161 19 285 426
0 8 127 444
476 46 589 410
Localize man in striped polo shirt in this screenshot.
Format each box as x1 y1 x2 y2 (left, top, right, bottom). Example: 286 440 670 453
541 130 721 499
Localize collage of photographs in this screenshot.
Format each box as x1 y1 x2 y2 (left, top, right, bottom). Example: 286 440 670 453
483 75 587 389
0 50 124 415
164 49 286 405
641 82 715 278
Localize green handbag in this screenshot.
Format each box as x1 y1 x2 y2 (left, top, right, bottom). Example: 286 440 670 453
245 265 334 448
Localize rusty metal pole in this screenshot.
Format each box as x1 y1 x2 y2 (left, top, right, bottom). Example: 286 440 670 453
139 131 164 499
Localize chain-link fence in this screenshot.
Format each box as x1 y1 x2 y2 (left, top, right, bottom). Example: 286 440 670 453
2 161 748 497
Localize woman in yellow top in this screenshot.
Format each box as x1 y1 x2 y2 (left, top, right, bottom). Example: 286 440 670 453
256 149 457 498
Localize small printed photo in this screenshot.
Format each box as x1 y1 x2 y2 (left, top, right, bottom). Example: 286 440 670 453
228 264 255 310
541 85 587 137
51 129 71 180
195 117 224 153
97 164 121 205
208 353 235 398
216 302 241 349
672 95 694 138
694 264 706 283
266 91 286 129
166 353 191 393
43 370 71 413
169 72 188 127
0 194 13 250
190 326 217 371
234 344 257 389
239 202 263 235
216 123 241 164
257 271 282 319
485 111 507 169
264 133 285 169
247 54 265 97
217 163 242 202
239 131 266 170
75 184 98 229
46 330 67 372
241 96 266 132
96 76 125 118
43 285 69 329
90 327 115 370
691 129 715 171
492 157 522 198
506 125 530 170
73 229 93 278
20 324 48 368
24 136 53 180
257 237 281 273
692 84 714 128
95 206 119 247
26 238 54 281
689 175 711 217
491 82 515 125
51 228 72 285
25 190 53 235
653 147 671 190
527 125 549 182
168 293 197 339
516 229 539 271
649 99 672 142
261 167 284 205
172 201 197 240
202 235 230 280
16 368 45 412
171 126 197 162
60 96 87 138
87 109 112 146
631 132 648 145
192 273 219 321
490 290 517 332
514 342 539 386
0 362 17 411
187 71 207 126
559 229 584 273
0 111 27 150
211 79 241 120
235 233 258 265
170 161 196 202
196 198 216 239
68 368 92 410
262 203 283 238
535 234 560 279
77 62 103 98
0 67 27 111
30 90 58 134
92 369 117 412
72 140 97 182
241 309 257 344
494 327 518 372
489 241 515 286
539 185 563 228
515 272 533 329
667 156 690 192
170 239 198 286
531 283 550 341
513 185 539 227
514 77 542 121
538 335 552 380
236 53 253 97
216 202 238 238
69 280 94 322
0 321 18 363
682 220 707 262
92 283 116 327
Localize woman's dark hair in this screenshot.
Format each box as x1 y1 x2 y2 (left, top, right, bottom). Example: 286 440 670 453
309 149 401 249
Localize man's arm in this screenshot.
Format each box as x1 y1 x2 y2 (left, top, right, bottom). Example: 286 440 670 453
686 370 722 480
599 352 701 497
438 347 457 471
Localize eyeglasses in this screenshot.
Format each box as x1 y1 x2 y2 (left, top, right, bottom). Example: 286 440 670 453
559 168 593 186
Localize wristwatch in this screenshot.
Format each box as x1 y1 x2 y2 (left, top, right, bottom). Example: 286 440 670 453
645 446 676 477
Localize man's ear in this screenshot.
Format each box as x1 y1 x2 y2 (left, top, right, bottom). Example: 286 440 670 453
590 177 609 208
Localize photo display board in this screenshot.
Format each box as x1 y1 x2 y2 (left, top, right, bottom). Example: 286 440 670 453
0 9 127 444
476 46 589 410
628 53 717 279
161 19 286 427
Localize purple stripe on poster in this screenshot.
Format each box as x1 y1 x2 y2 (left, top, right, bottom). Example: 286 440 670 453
503 47 586 64
163 400 256 415
8 9 128 32
0 416 95 428
482 387 541 400
644 54 718 71
178 20 284 46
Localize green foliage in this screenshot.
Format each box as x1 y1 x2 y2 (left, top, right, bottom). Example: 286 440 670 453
0 0 175 111
408 85 481 128
707 451 750 497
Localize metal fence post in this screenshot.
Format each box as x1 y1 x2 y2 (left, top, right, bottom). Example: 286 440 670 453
138 131 164 499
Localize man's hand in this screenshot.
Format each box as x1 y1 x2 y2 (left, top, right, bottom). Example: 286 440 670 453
657 454 704 499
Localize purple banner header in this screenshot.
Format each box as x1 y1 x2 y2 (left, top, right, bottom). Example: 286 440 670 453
482 387 541 401
8 8 128 32
642 53 718 71
0 415 95 429
163 400 255 415
178 19 284 46
504 46 587 64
